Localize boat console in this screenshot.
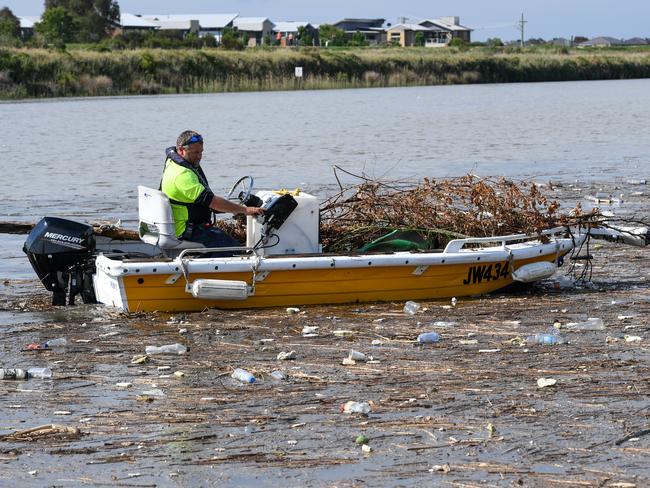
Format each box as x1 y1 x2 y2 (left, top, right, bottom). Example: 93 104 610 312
246 191 321 256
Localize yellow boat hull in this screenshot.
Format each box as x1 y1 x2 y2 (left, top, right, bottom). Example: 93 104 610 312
96 252 565 312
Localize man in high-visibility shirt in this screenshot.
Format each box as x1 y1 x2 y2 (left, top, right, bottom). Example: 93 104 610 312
160 130 264 250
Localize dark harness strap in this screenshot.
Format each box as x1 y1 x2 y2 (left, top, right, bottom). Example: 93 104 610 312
159 147 216 226
160 147 212 206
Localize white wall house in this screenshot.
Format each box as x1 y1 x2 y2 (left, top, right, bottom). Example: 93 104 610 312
141 14 238 41
233 17 275 46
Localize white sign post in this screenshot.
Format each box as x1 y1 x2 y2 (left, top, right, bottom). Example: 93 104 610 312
295 66 303 78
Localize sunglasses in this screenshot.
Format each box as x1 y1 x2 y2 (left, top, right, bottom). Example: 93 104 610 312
184 134 203 146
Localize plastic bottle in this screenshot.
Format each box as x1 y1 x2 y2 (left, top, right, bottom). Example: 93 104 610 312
231 368 255 384
526 333 564 345
341 401 371 414
0 368 27 380
145 343 187 355
417 332 441 344
404 301 421 315
270 370 286 381
553 275 575 290
565 318 605 331
27 367 53 379
44 338 67 347
433 321 457 327
348 349 367 361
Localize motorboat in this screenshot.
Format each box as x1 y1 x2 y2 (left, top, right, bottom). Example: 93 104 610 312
23 177 649 312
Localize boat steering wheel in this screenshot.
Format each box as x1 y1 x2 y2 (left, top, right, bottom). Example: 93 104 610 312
227 176 254 204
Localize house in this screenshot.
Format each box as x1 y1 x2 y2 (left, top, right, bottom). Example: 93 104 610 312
142 14 237 41
418 17 472 44
117 14 159 34
384 16 472 47
385 23 432 47
333 18 385 45
273 21 319 46
621 37 648 46
18 16 39 40
232 17 275 47
550 37 573 47
577 36 621 47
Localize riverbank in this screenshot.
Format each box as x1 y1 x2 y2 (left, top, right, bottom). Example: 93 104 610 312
1 46 650 98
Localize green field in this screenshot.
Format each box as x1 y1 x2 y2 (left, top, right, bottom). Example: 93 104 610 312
1 46 650 98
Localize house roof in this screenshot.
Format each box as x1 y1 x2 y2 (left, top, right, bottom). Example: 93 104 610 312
120 13 159 29
621 37 648 45
419 18 472 32
333 18 385 30
273 21 311 33
578 36 621 46
386 23 431 32
18 16 40 28
143 14 237 29
335 18 385 24
233 17 273 31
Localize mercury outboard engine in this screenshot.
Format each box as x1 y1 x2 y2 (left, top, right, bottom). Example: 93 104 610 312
23 217 97 306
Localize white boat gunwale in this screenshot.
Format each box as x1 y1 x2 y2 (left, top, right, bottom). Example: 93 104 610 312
94 231 580 279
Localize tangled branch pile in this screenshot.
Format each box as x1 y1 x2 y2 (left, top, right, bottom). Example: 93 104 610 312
319 171 595 253
215 170 604 253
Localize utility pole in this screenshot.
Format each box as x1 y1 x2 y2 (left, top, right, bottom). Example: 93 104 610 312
398 16 408 25
518 13 527 48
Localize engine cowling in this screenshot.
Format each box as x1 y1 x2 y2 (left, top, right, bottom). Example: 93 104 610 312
23 217 96 306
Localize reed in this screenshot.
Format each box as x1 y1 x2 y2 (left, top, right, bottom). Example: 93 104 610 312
1 46 650 98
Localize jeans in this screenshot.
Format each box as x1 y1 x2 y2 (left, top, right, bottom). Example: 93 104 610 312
183 224 241 257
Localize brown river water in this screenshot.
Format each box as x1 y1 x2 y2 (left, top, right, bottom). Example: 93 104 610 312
0 81 649 486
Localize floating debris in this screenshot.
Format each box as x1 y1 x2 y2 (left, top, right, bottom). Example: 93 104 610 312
537 378 558 388
0 424 80 441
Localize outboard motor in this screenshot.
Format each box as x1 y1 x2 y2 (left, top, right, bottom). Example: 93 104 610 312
23 217 97 306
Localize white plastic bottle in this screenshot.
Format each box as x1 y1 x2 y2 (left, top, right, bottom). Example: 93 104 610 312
231 368 255 384
45 338 67 347
27 367 53 379
341 401 371 414
145 343 188 355
527 332 565 345
565 318 605 331
270 370 286 381
404 301 421 315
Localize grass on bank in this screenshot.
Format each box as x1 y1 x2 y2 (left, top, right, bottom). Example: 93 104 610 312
1 46 650 98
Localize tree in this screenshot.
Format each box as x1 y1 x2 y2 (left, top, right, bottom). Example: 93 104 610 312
348 30 368 47
202 33 216 48
45 0 119 42
221 27 243 50
297 26 312 47
486 37 504 47
35 7 79 44
0 7 20 39
414 31 425 47
448 38 468 48
319 24 347 46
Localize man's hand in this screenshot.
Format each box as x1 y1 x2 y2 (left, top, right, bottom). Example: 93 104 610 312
210 195 265 217
245 206 265 217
